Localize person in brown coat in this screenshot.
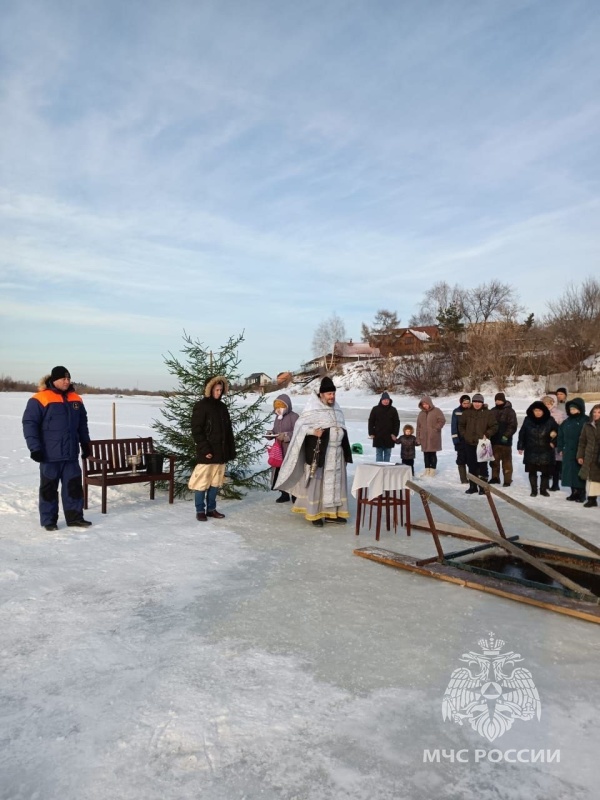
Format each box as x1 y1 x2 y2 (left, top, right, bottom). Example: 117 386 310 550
577 403 600 509
458 393 498 494
415 396 446 477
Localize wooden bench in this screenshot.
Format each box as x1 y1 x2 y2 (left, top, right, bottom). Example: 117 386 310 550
83 437 176 514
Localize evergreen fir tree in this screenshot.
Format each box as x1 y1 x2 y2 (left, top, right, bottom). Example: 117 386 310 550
152 331 271 500
436 304 465 335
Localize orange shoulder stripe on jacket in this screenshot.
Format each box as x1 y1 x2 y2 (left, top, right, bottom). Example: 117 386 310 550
32 389 83 407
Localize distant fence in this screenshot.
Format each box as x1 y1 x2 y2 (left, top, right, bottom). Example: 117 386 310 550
545 371 600 394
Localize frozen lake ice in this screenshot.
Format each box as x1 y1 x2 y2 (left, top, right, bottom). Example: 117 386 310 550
1 390 599 799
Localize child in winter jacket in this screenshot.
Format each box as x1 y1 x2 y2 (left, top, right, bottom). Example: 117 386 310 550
398 425 416 475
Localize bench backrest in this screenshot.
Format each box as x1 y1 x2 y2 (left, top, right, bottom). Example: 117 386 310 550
85 437 158 476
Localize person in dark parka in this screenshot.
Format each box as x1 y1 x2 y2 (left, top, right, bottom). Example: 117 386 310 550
368 391 400 462
458 393 498 495
517 401 559 497
556 397 588 503
489 392 518 487
22 365 92 531
451 394 471 484
191 375 236 520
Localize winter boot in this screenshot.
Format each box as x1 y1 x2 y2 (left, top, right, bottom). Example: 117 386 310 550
540 475 550 497
566 489 577 501
478 484 487 495
465 482 478 495
458 465 468 484
276 491 291 503
44 524 59 531
488 477 501 485
312 519 324 527
551 463 562 491
529 473 538 497
428 469 436 477
574 489 586 504
583 497 598 508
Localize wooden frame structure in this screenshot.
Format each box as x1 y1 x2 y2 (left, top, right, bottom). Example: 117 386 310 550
354 475 600 623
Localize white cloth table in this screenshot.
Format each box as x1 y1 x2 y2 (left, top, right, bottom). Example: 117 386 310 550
352 464 411 500
351 464 412 539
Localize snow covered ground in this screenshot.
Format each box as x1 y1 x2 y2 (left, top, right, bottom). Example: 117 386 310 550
1 389 599 800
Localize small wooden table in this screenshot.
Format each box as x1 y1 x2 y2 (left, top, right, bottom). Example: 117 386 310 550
351 464 412 540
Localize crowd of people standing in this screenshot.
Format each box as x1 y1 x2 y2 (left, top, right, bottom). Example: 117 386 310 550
22 367 600 531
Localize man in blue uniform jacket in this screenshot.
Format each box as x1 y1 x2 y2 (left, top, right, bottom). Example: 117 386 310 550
22 365 92 531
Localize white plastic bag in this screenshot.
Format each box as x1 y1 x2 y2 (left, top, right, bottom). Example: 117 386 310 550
476 438 494 462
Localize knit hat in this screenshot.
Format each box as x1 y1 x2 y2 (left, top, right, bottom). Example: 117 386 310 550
319 376 336 394
472 393 484 403
495 392 506 402
459 394 471 404
380 391 391 401
556 387 567 396
50 366 70 382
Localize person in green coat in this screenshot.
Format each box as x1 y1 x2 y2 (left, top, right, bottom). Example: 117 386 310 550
556 397 588 503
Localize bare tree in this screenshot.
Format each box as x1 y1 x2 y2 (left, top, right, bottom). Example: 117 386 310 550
396 354 448 396
312 313 347 368
462 280 521 327
364 354 403 393
409 281 465 326
544 277 600 374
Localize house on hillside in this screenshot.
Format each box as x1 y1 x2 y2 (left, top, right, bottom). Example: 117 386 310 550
302 340 380 370
245 372 272 387
392 326 440 355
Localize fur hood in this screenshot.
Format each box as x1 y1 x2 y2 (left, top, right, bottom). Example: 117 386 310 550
39 374 74 392
565 397 586 416
526 401 550 422
273 393 293 414
204 375 229 398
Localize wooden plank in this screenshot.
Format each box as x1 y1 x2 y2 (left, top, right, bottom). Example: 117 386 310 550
412 519 490 542
406 480 597 601
354 547 600 624
468 473 600 559
412 520 600 567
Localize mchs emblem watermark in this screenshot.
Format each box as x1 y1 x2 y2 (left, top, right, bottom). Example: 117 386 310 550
443 632 541 742
424 633 554 764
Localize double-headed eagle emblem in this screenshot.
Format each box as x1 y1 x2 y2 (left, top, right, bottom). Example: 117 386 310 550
442 633 541 742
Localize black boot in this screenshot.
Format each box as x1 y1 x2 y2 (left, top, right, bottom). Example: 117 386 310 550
465 482 478 495
276 491 290 503
529 473 538 497
583 497 598 508
574 489 586 503
478 485 486 495
566 489 577 501
488 477 501 485
540 475 550 497
550 463 561 491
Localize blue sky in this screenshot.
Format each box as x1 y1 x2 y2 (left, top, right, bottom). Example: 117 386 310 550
1 0 599 390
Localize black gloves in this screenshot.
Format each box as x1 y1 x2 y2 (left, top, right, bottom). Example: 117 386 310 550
81 445 91 459
30 451 43 463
